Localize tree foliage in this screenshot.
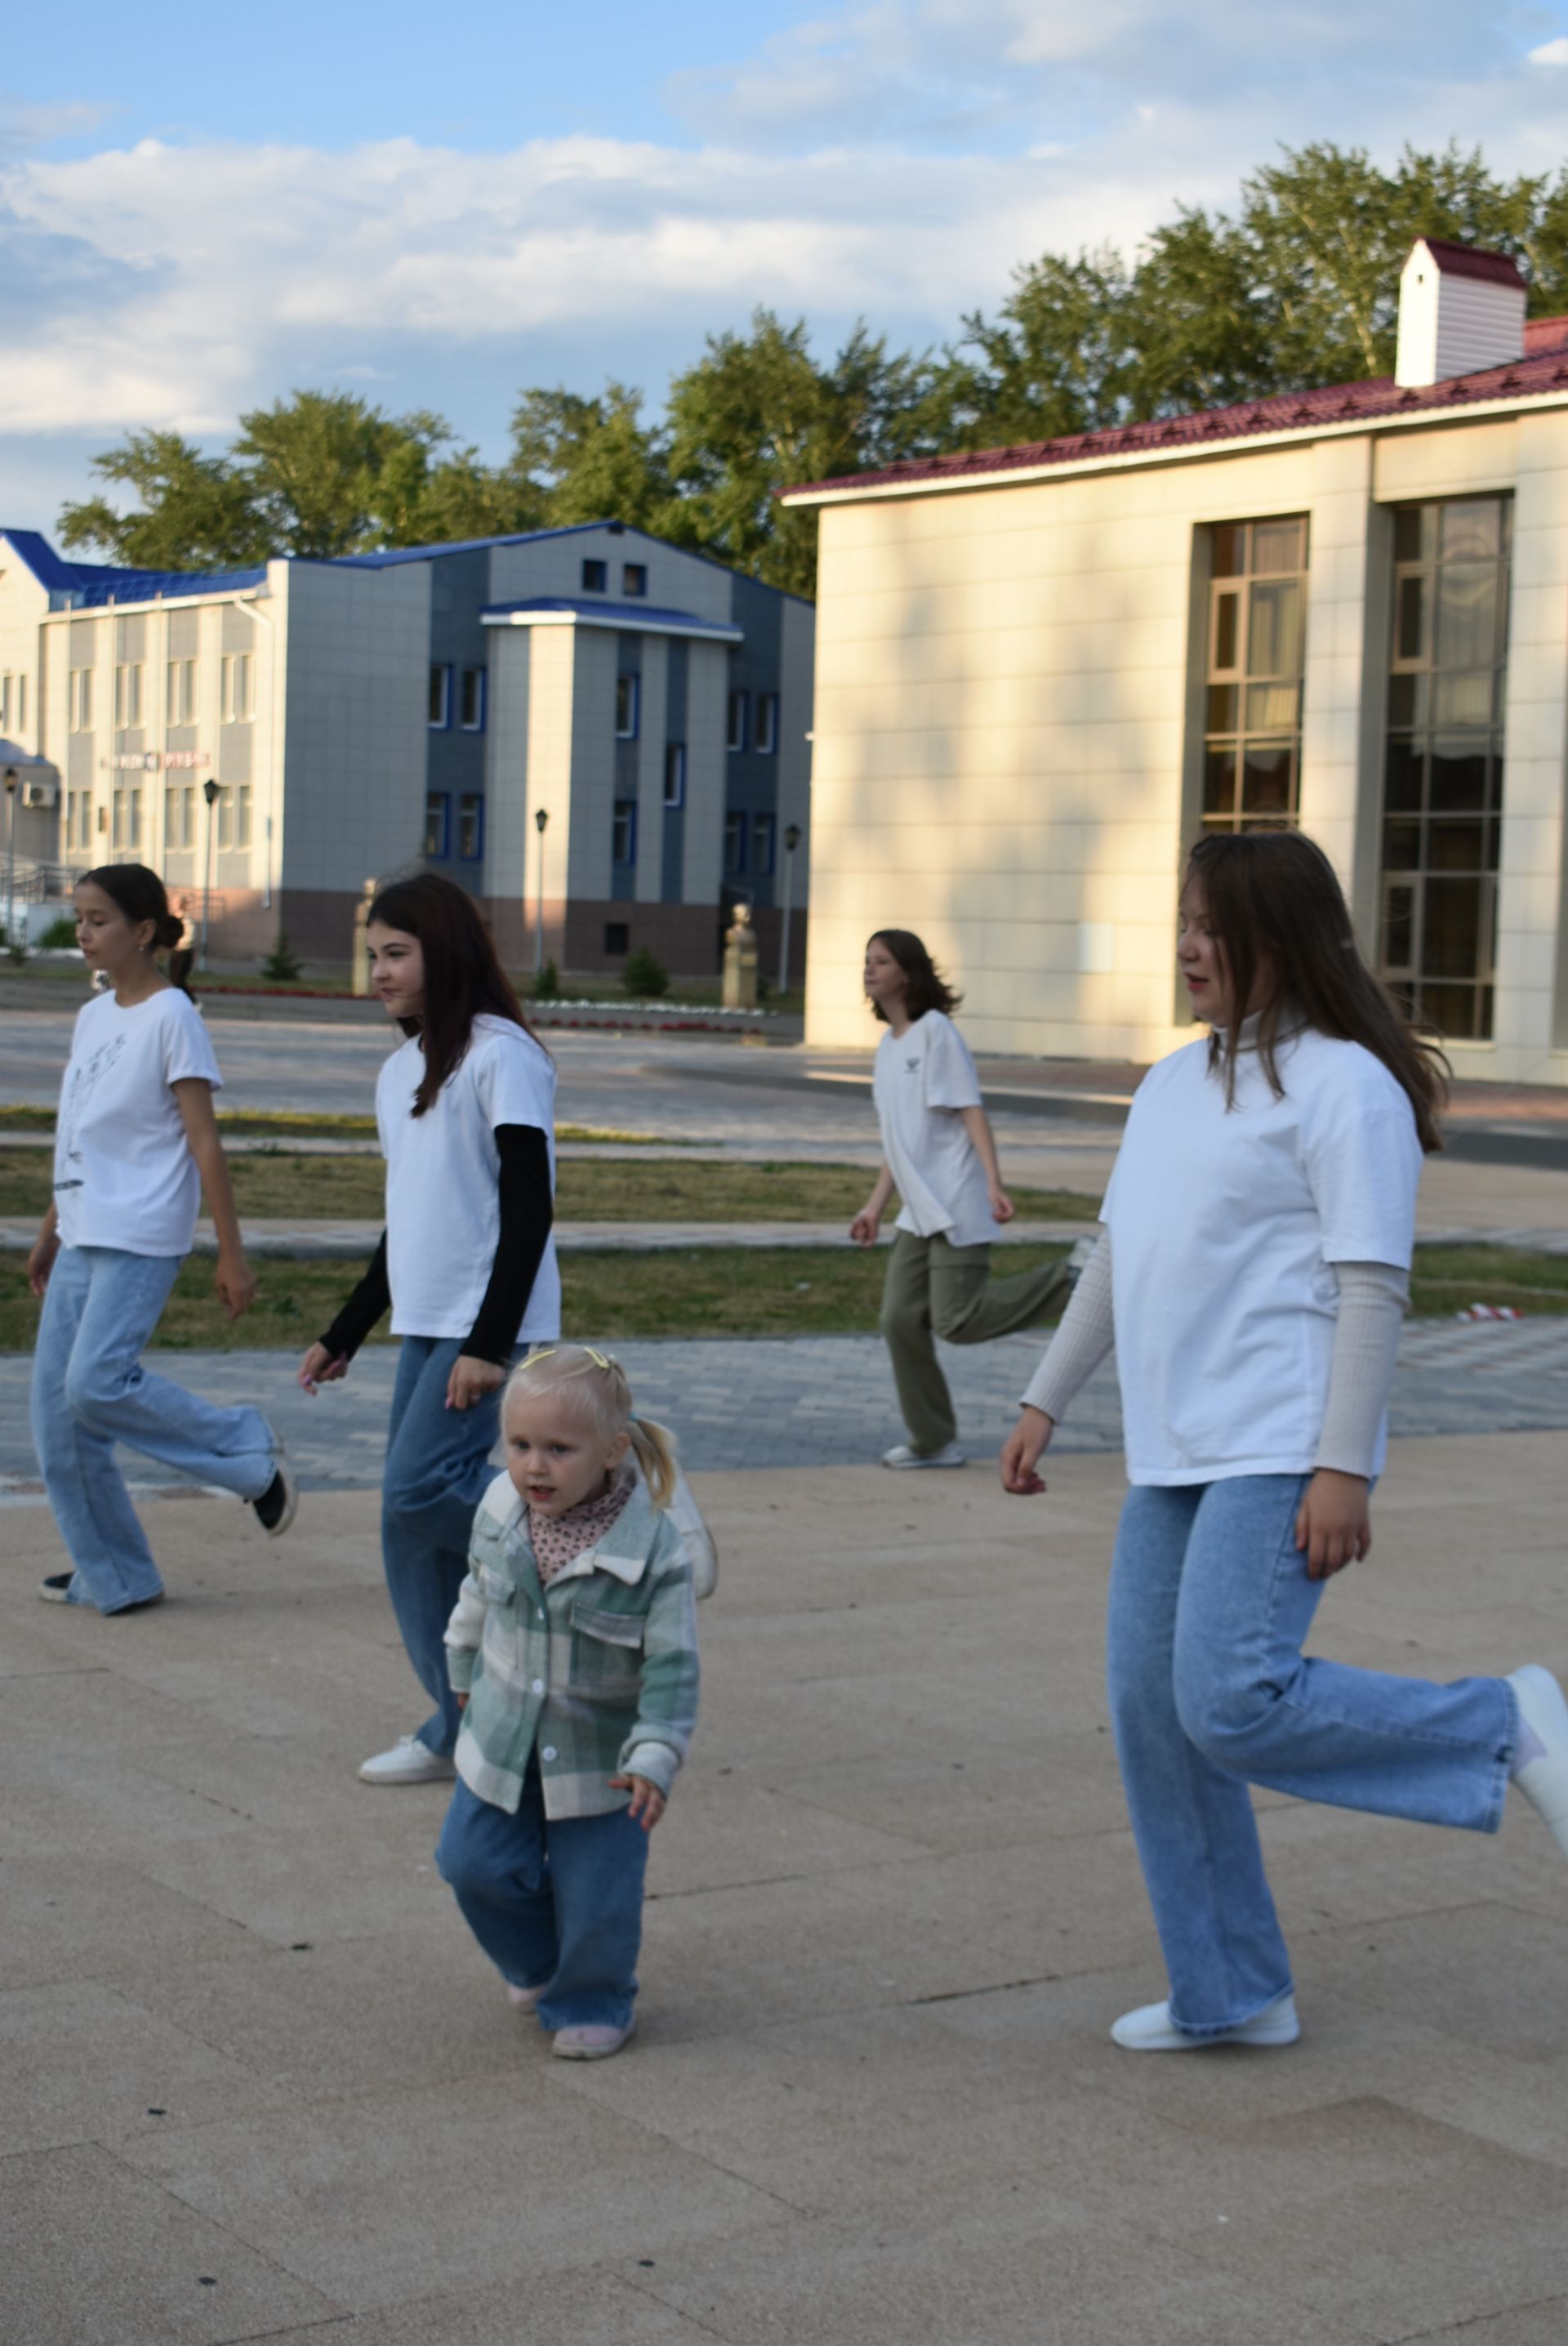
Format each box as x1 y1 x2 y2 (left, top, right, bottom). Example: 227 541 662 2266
57 143 1568 598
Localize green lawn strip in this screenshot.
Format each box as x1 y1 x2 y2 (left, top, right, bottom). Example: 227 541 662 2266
0 1104 671 1145
0 1147 1101 1226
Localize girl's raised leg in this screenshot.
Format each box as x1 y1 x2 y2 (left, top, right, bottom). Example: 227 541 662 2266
30 1247 166 1612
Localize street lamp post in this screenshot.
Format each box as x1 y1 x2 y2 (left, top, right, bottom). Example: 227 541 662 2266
200 777 220 970
3 768 18 961
533 805 550 977
777 822 802 996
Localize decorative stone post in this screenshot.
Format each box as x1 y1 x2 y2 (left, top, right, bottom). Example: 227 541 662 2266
722 899 759 1010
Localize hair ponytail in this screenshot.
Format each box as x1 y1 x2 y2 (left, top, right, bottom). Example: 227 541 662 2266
82 864 195 997
627 1416 678 1509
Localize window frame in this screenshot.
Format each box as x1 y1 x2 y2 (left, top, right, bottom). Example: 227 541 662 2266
614 673 640 740
1199 515 1308 835
727 689 749 752
752 810 777 875
459 665 487 733
457 792 484 861
581 558 608 593
756 692 779 755
428 663 452 730
662 743 686 808
621 562 648 599
724 808 748 875
424 790 452 859
611 797 639 867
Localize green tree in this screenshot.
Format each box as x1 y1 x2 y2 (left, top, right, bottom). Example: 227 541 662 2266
508 381 671 530
58 430 270 568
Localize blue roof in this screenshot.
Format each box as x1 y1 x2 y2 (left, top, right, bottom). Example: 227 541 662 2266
2 529 265 609
481 595 744 641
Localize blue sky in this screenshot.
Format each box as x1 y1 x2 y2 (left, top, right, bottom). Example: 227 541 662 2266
4 0 1568 533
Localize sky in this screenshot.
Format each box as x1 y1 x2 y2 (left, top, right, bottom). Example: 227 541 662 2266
4 0 1568 534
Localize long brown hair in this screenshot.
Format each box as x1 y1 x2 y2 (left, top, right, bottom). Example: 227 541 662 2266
866 929 961 1024
368 870 537 1116
1186 832 1448 1155
82 863 195 996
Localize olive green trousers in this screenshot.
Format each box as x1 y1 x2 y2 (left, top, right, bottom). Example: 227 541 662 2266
879 1227 1074 1457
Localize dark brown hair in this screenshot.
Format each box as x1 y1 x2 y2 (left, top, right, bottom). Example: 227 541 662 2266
866 929 961 1024
80 864 195 995
368 870 537 1116
1185 832 1448 1154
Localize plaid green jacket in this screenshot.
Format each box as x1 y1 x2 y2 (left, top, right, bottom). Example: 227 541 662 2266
445 1470 700 1820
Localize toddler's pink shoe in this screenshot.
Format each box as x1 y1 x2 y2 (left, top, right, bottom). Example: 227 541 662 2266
552 2020 636 2060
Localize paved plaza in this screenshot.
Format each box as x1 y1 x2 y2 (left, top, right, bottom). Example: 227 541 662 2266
7 1438 1568 2345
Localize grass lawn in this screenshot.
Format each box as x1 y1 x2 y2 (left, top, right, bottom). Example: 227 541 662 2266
0 1105 672 1145
0 1148 1101 1227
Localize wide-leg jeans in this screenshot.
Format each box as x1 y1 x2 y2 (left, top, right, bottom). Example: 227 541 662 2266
30 1243 276 1613
1106 1473 1517 2037
436 1771 648 2031
880 1228 1072 1456
381 1336 509 1759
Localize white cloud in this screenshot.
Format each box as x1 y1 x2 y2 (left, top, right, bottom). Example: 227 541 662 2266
1530 34 1568 62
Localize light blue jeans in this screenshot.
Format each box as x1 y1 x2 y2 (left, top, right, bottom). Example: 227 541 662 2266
436 1769 648 2030
1107 1474 1517 2037
381 1336 510 1759
30 1244 277 1614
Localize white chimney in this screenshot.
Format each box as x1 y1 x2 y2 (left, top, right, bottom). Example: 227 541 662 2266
1395 239 1527 388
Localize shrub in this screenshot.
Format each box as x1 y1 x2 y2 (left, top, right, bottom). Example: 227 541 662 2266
38 915 78 949
531 957 560 1001
261 930 304 983
622 947 670 1000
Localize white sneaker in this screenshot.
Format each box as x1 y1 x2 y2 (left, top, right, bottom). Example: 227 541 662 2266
1111 1990 1300 2051
667 1466 719 1601
1508 1666 1568 1858
552 2019 635 2060
357 1734 456 1786
507 1982 544 2012
882 1441 967 1470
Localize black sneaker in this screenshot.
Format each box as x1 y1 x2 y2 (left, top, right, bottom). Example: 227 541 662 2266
252 1456 299 1538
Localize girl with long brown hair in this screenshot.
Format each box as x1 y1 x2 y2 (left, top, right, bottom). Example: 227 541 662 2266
298 871 560 1784
1002 830 1568 2049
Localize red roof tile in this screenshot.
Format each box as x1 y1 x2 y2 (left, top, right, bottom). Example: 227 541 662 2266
782 342 1568 505
1525 314 1568 357
1416 238 1526 290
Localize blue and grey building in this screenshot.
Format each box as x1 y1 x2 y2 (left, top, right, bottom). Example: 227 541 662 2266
0 522 813 975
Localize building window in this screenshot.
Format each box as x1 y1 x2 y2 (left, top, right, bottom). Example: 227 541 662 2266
1379 496 1511 1042
424 792 451 858
663 743 686 808
216 787 252 850
457 793 483 860
724 810 747 873
1200 515 1307 832
622 563 647 598
429 665 452 729
128 788 142 850
0 674 9 729
727 690 749 752
756 693 778 754
114 663 143 729
604 921 629 955
220 652 253 724
181 786 196 848
163 785 177 845
67 790 91 851
69 667 94 733
15 675 25 733
166 658 197 725
615 673 639 738
581 558 608 592
612 799 638 866
460 666 486 731
752 811 776 875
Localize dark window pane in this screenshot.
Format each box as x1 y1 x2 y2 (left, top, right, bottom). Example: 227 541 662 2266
1435 563 1499 671
1252 517 1305 574
1433 672 1494 727
1241 743 1294 817
1396 574 1424 662
1392 507 1427 564
1477 985 1494 1040
1384 738 1423 811
1211 524 1244 578
1422 982 1479 1039
1247 578 1303 676
1429 738 1487 810
1440 500 1502 561
1383 819 1422 872
1386 672 1419 728
1212 590 1239 671
1203 745 1237 816
1421 877 1482 979
1246 682 1300 731
1205 683 1238 732
1383 883 1414 970
1486 814 1501 867
1427 820 1485 871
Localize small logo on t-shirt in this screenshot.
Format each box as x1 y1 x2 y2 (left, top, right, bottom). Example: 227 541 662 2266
906 1055 920 1072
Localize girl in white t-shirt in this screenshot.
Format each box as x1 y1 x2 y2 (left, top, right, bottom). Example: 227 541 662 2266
26 866 295 1615
1002 832 1568 2050
298 872 563 1786
851 930 1071 1468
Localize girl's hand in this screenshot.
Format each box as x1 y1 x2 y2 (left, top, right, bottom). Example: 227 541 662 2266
1000 1406 1054 1495
299 1342 349 1394
849 1207 880 1247
989 1184 1016 1224
26 1227 60 1298
1295 1469 1371 1579
447 1354 506 1412
215 1248 257 1321
456 1691 468 1713
609 1773 666 1831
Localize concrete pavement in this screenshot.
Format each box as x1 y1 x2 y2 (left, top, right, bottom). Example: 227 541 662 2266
7 1436 1568 2344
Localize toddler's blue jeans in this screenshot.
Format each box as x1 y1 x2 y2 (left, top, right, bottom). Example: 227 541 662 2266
436 1768 648 2031
1107 1474 1517 2038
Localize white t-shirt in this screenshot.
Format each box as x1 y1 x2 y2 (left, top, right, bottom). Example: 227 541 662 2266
872 1009 996 1251
377 1013 560 1345
1102 1028 1422 1487
53 987 223 1256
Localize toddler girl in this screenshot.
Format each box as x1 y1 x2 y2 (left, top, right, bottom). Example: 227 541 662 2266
437 1345 700 2059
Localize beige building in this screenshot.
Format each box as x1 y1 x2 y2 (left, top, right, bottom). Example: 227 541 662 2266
785 239 1568 1086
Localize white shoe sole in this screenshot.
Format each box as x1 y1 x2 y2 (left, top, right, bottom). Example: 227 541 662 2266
357 1754 457 1786
1508 1665 1568 1856
882 1450 967 1470
552 2021 635 2060
1111 1993 1300 2051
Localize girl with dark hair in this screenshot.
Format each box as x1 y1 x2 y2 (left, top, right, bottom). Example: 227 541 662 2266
1002 830 1568 2051
297 870 561 1785
26 866 295 1614
852 929 1072 1468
